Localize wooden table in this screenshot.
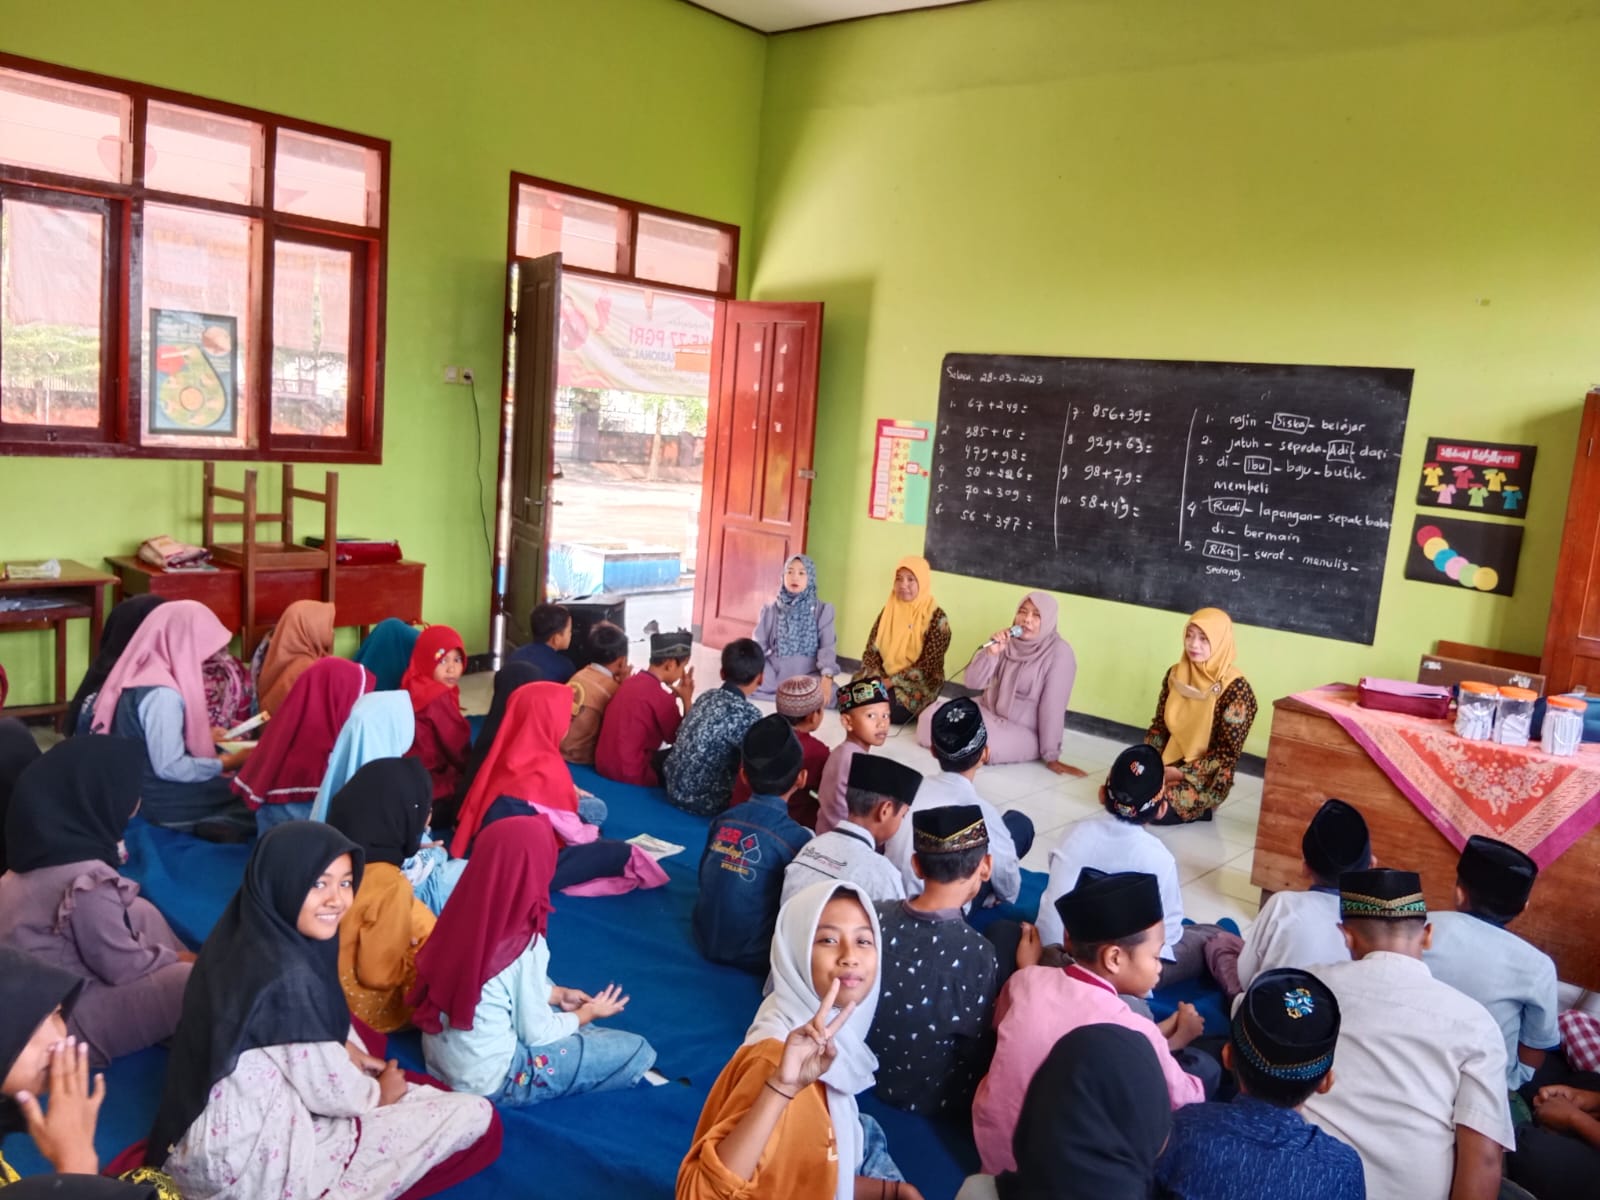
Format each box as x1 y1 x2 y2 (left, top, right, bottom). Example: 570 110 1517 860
0 560 117 728
106 556 425 640
1256 693 1600 990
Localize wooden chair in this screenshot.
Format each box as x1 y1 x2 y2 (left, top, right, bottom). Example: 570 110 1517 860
202 464 339 654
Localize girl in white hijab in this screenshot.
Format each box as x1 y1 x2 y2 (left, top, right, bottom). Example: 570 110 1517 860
677 881 920 1200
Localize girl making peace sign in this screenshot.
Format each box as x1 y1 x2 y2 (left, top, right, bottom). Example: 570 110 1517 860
678 881 923 1200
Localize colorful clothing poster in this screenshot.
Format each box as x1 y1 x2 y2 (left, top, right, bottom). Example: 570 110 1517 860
1416 437 1536 519
1406 516 1523 597
869 419 934 524
148 310 238 437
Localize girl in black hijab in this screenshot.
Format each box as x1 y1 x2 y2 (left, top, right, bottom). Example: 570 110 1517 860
148 821 495 1200
440 660 539 828
0 718 42 871
66 596 166 737
0 738 193 1066
325 759 438 1032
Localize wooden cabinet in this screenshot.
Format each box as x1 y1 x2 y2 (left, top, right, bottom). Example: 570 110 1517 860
1542 389 1600 692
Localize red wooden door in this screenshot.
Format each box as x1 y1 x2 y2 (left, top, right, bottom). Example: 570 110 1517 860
694 302 824 649
1542 390 1600 691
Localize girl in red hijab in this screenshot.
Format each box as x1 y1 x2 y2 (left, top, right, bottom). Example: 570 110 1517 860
403 625 472 805
411 816 655 1106
450 681 579 855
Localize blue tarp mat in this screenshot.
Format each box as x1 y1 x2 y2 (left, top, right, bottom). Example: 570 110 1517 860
3 764 1231 1197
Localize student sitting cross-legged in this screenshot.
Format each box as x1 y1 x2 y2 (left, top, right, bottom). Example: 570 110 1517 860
1037 744 1222 986
817 678 892 834
694 714 814 973
664 638 765 817
1154 968 1365 1200
677 881 922 1200
783 755 919 906
870 804 1007 1117
0 738 195 1067
595 629 696 787
147 822 498 1200
1424 835 1559 1092
415 816 656 1107
402 625 473 807
507 602 576 684
1231 798 1371 992
561 622 632 766
971 869 1211 1175
884 698 1031 907
1299 868 1514 1200
729 675 832 829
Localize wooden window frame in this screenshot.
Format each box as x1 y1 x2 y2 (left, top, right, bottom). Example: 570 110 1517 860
0 52 389 464
507 172 739 301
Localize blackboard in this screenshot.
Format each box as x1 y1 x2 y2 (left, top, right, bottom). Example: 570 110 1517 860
924 354 1413 644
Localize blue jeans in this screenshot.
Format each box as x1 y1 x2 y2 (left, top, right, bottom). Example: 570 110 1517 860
860 1113 905 1182
493 1026 655 1107
254 800 312 837
577 792 608 828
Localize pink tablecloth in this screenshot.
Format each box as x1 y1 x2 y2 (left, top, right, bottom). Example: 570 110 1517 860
1292 684 1600 869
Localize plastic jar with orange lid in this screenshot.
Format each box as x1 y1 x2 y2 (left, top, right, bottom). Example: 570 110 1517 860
1543 694 1587 757
1455 682 1498 741
1494 686 1538 747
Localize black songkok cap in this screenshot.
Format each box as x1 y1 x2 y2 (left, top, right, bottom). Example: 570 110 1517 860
848 754 921 806
650 629 693 658
1232 968 1340 1084
931 698 988 763
913 803 988 855
741 714 804 794
1054 870 1163 944
1339 867 1427 920
1457 835 1537 921
1302 799 1371 882
1105 743 1165 819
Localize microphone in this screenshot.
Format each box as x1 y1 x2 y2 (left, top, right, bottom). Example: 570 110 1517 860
982 624 1023 649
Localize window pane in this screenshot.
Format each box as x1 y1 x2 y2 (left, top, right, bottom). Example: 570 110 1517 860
272 240 354 438
141 204 254 449
0 199 104 429
274 130 380 226
635 212 732 294
0 68 129 183
145 102 261 204
515 185 629 273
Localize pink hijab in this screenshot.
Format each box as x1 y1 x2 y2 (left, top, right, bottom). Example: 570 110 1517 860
91 599 233 758
987 590 1064 721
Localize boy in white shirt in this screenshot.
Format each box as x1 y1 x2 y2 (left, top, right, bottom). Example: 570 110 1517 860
782 753 917 905
1233 798 1371 991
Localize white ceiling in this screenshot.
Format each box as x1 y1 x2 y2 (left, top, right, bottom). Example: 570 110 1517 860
687 0 978 34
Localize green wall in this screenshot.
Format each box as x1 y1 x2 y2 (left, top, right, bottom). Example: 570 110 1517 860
0 0 764 703
752 0 1600 753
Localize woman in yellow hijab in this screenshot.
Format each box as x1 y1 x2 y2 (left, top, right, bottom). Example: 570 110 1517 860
1145 608 1257 823
853 556 951 724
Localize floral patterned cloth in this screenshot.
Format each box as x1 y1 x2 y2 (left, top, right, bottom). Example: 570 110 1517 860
0 1155 182 1195
1146 675 1257 820
854 607 952 718
1293 684 1600 868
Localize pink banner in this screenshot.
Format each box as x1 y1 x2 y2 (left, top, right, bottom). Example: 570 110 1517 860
557 276 713 396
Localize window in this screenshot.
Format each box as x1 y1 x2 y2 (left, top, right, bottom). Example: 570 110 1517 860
511 176 737 299
0 54 388 461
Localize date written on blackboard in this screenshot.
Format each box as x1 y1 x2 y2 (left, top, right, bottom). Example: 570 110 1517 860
924 354 1413 644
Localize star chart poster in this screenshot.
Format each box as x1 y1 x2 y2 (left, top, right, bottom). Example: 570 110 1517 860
869 419 933 524
1415 437 1536 520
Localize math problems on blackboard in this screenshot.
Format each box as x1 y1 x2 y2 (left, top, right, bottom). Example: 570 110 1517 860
924 354 1413 644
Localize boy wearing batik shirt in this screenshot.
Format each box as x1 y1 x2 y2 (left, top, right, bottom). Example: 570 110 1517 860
871 804 1002 1116
692 715 812 973
663 639 763 817
1301 868 1514 1200
1236 798 1371 987
781 754 917 905
1156 968 1365 1200
1424 835 1560 1090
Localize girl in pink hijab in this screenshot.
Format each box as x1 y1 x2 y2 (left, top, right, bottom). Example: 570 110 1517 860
918 591 1082 774
91 599 255 834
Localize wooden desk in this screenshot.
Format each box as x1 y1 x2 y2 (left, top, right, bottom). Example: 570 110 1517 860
1256 694 1600 989
106 556 425 638
0 560 117 728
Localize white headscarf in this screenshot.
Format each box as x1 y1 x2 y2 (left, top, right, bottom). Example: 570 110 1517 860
744 880 883 1200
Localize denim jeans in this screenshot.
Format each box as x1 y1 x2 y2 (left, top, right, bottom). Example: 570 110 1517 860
859 1113 905 1182
492 1026 655 1107
255 800 312 837
577 792 608 828
413 856 469 916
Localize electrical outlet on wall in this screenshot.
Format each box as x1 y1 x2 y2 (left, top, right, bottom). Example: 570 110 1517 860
462 368 475 384
443 365 461 384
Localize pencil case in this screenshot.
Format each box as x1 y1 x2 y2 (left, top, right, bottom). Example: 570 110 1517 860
1356 677 1453 720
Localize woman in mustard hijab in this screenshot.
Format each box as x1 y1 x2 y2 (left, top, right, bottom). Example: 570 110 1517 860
1145 608 1257 823
853 556 951 724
